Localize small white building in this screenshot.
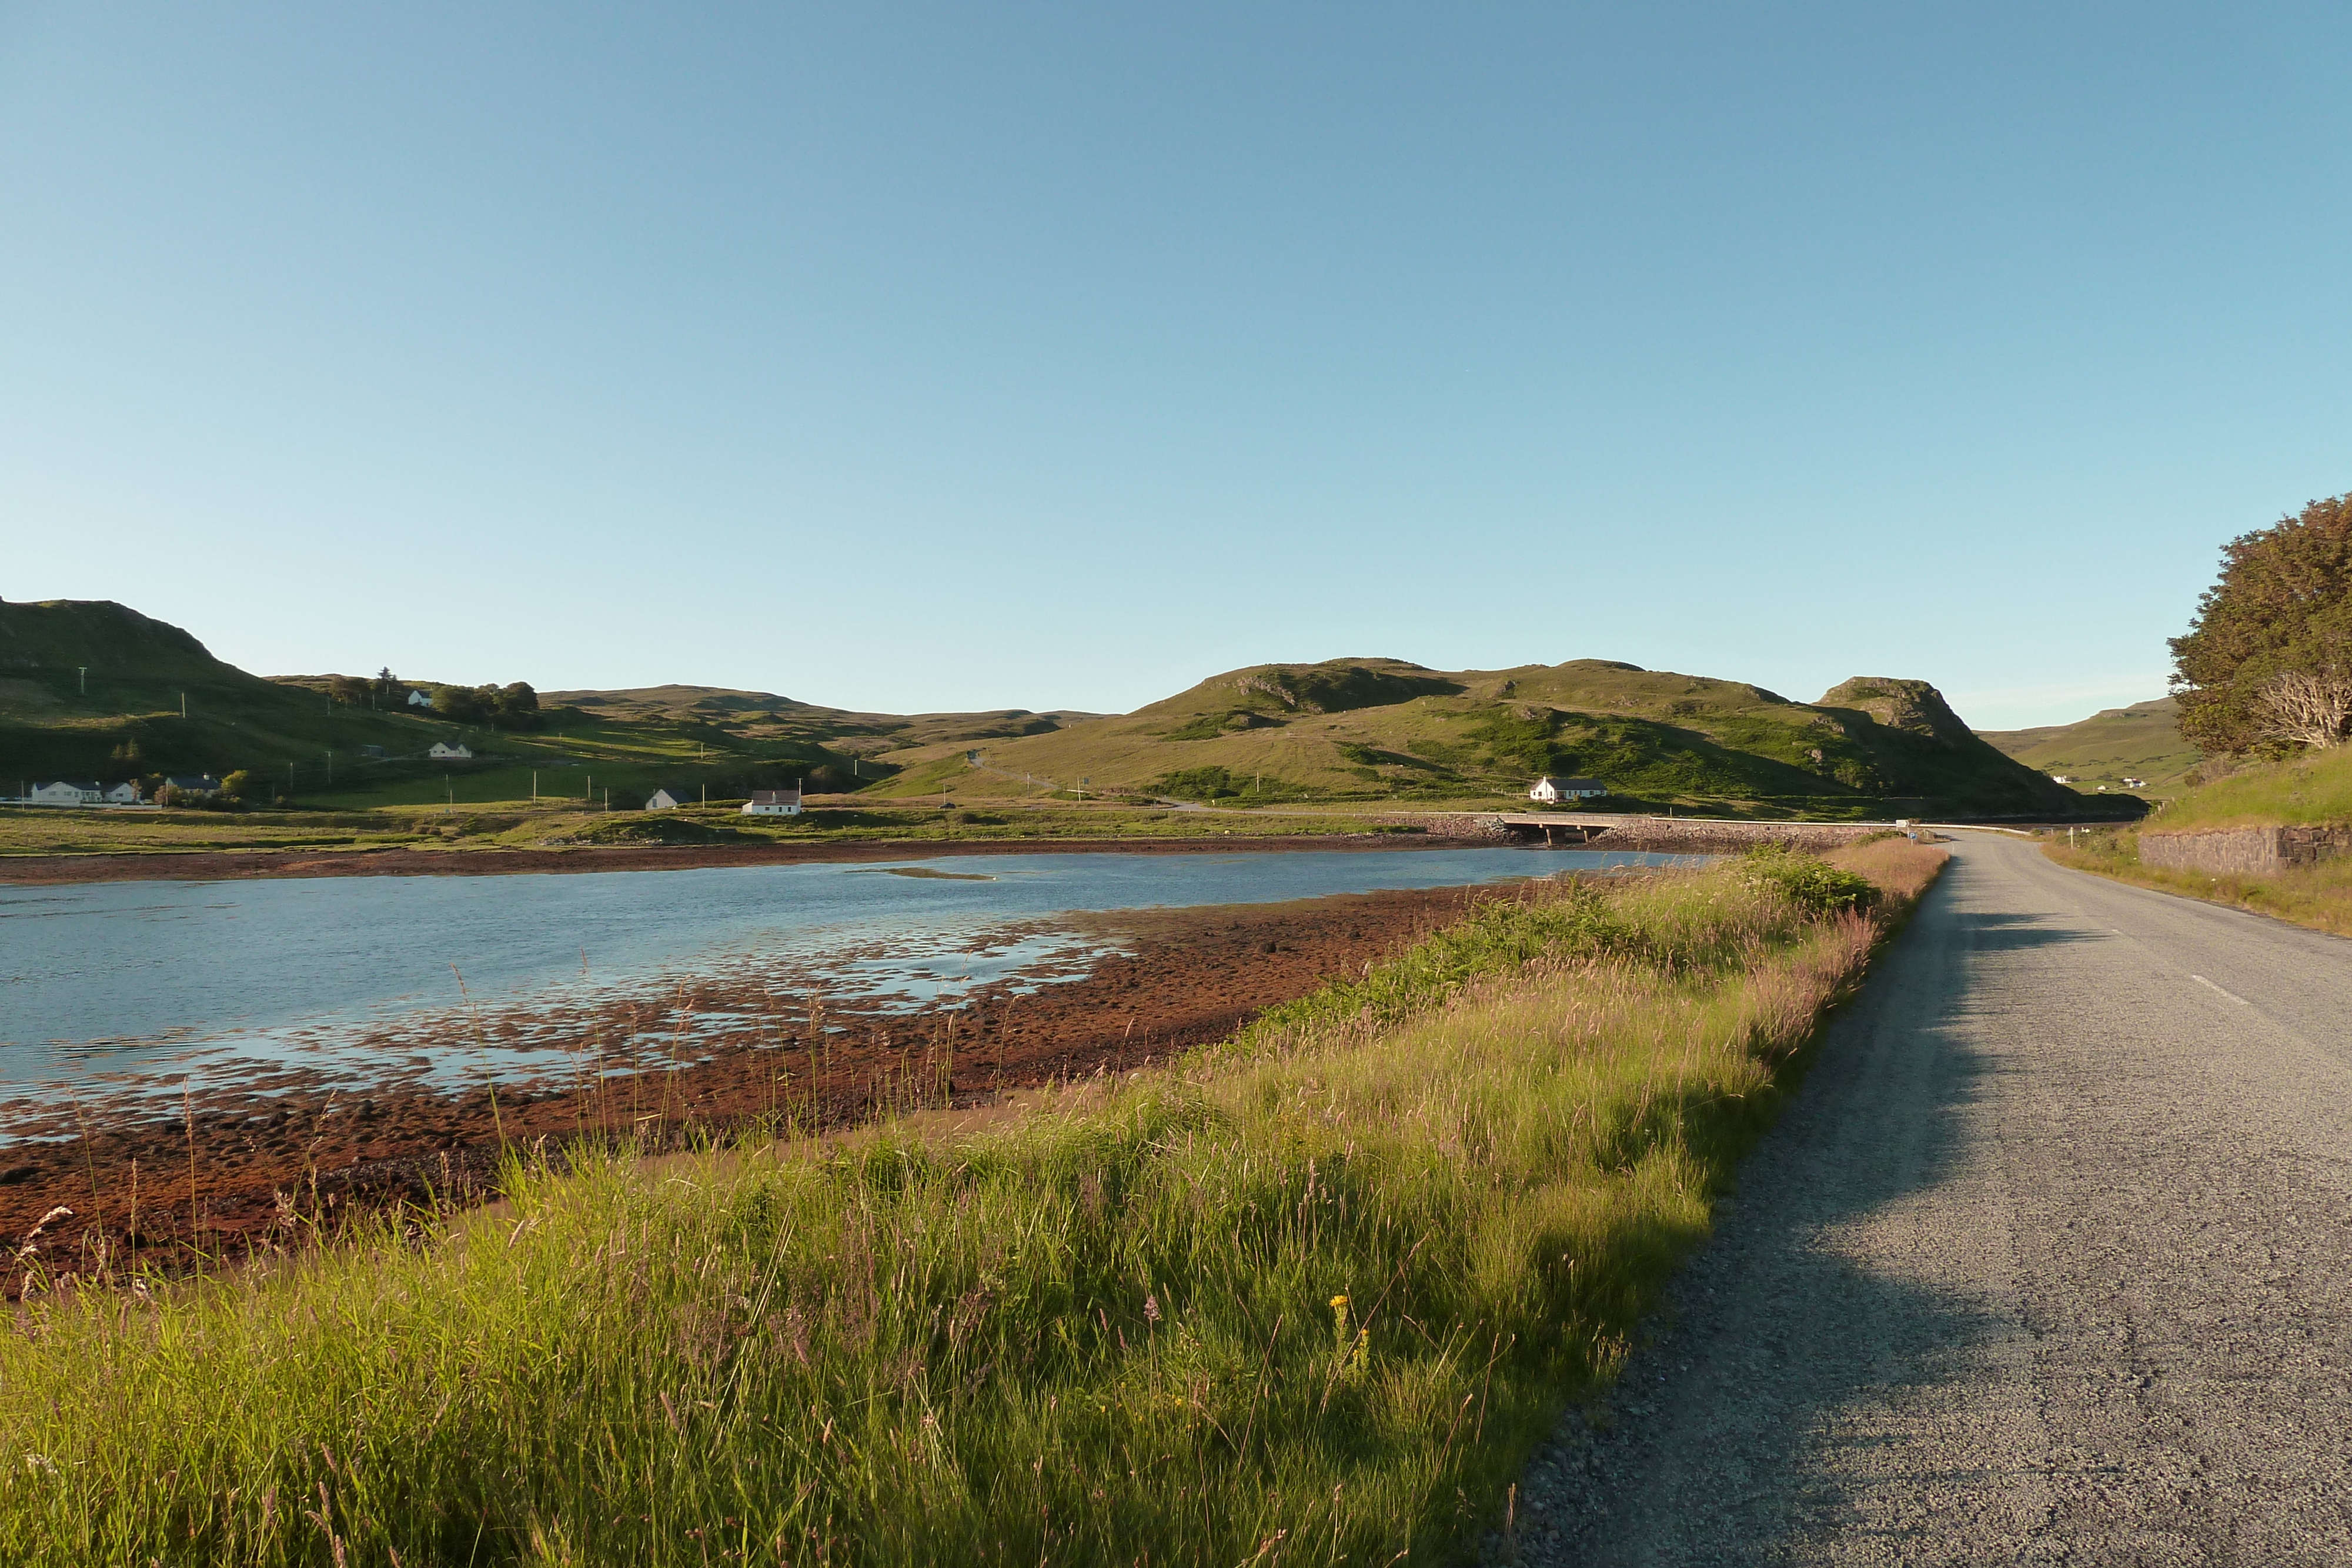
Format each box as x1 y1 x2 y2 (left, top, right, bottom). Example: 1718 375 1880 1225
1529 775 1608 804
2122 776 2148 789
103 781 143 804
28 780 103 807
645 785 690 810
2050 774 2073 784
741 788 802 817
428 741 472 761
407 689 434 708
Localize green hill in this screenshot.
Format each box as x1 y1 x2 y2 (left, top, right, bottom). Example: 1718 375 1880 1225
1977 697 2199 794
0 599 443 791
542 684 1097 758
2137 744 2352 833
0 600 849 805
868 657 2117 820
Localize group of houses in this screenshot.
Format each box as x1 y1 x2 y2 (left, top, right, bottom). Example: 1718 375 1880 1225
643 784 803 815
11 775 220 807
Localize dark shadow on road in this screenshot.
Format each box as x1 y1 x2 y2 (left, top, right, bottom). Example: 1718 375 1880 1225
1951 910 2100 952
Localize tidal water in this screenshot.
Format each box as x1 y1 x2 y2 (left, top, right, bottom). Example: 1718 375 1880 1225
0 846 1692 1113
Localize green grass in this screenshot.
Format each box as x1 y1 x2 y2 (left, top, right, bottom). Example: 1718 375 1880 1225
2044 826 2352 939
1976 696 2199 795
0 841 1944 1565
2134 741 2352 831
868 657 2107 820
0 799 1415 861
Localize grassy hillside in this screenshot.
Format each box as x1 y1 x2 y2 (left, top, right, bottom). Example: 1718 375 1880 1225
870 657 2114 820
543 684 1095 760
2138 744 2352 832
1977 696 2198 793
0 600 440 792
0 600 851 807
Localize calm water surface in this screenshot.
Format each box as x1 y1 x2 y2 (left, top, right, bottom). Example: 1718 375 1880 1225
0 846 1692 1107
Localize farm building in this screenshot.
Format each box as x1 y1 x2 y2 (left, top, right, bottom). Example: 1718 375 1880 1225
161 775 220 797
1528 775 1608 804
428 741 473 761
645 786 691 810
741 788 802 817
407 689 433 707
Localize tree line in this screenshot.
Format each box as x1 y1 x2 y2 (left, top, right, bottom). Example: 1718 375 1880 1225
322 666 543 729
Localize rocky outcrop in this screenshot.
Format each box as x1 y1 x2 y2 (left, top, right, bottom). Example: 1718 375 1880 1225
1815 677 1975 747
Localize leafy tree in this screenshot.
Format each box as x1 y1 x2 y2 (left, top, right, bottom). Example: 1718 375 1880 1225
493 681 541 728
431 684 490 724
220 769 256 801
327 674 370 706
2172 494 2352 754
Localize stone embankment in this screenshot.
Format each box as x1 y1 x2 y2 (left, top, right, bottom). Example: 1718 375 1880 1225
1582 817 1885 854
2138 824 2352 876
1378 814 1885 852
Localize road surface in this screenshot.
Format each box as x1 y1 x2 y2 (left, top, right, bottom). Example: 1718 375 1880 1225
1500 831 2352 1565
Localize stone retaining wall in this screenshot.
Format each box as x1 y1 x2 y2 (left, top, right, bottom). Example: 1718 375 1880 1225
2137 825 2352 876
1582 818 1883 854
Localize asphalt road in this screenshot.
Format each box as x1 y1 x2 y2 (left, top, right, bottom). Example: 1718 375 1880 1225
1498 832 2352 1565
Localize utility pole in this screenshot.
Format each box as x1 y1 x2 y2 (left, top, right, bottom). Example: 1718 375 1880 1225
77 667 87 696
532 771 538 801
181 693 187 719
324 750 333 787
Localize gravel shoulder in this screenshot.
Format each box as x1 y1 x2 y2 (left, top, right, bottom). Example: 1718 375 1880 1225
1498 832 2352 1565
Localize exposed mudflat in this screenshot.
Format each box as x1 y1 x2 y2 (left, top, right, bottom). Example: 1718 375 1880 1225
2 882 1492 1290
1492 833 2352 1564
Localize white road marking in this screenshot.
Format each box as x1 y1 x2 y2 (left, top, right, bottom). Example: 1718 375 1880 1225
2191 974 2250 1007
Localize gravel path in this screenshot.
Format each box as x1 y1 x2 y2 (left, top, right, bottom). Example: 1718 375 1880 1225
1494 832 2352 1565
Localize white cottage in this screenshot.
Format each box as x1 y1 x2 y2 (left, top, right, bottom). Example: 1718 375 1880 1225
1528 775 1608 804
645 785 690 811
428 741 473 761
741 788 802 817
407 688 434 708
28 780 103 806
103 781 143 804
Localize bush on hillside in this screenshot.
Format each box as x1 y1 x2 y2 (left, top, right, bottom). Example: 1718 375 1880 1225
1739 845 1880 917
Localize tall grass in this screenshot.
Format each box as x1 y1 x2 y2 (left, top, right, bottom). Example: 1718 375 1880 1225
0 844 1942 1566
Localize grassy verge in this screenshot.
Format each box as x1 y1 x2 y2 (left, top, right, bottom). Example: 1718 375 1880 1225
0 841 1945 1565
2043 828 2352 938
0 801 1414 861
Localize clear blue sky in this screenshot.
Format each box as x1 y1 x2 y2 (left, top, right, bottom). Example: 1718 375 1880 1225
6 5 2348 728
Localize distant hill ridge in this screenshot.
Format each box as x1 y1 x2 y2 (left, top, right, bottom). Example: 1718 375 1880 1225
1976 697 2199 793
871 656 2118 819
0 601 2127 818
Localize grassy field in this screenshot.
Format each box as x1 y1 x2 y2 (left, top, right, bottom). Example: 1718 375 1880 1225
1976 696 2198 795
2132 741 2352 832
2044 826 2352 938
0 839 1943 1565
868 658 2106 820
0 798 1417 861
2039 743 2352 935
